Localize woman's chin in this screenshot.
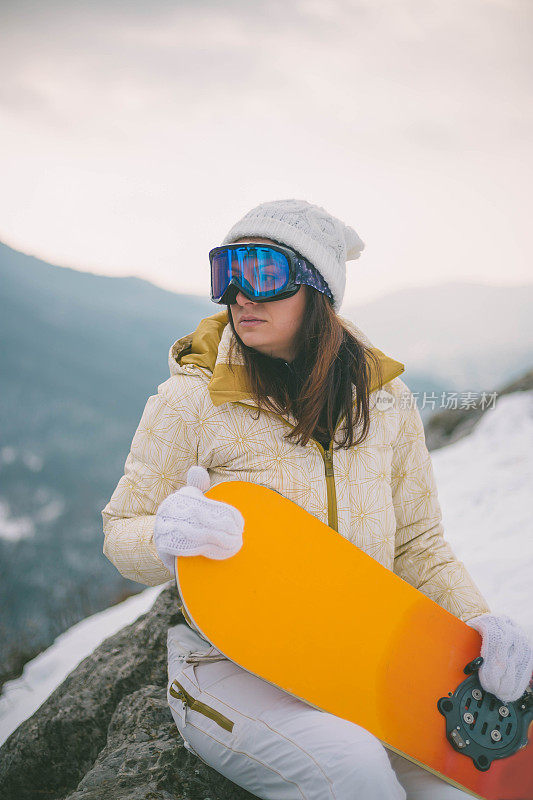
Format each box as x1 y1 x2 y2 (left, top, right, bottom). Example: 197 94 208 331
238 326 268 343
239 331 272 353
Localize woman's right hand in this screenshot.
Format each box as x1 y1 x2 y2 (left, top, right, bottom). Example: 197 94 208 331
153 466 245 573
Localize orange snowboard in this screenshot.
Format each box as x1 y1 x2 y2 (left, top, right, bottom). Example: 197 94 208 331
175 481 533 800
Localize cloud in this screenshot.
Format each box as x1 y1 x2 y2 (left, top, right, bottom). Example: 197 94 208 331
1 0 532 149
0 0 531 302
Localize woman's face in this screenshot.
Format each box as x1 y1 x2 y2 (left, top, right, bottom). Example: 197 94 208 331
229 237 307 362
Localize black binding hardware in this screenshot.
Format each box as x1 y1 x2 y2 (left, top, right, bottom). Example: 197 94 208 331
437 656 533 771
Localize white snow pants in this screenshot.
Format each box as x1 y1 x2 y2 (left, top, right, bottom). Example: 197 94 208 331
167 623 472 800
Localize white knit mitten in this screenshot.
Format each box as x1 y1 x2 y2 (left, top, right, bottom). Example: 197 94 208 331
466 613 533 703
154 467 244 574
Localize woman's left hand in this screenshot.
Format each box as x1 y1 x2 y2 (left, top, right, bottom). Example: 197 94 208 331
466 613 533 703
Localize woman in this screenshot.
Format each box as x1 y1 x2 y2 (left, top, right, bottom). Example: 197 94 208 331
102 199 532 800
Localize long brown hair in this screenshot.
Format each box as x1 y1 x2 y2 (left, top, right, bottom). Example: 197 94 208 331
228 289 382 449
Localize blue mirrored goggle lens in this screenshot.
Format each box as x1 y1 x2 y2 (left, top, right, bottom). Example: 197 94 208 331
211 246 291 300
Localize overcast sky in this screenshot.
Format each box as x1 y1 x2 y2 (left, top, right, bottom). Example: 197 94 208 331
1 0 531 307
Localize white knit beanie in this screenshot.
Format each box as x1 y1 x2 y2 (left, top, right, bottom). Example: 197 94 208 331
221 199 364 309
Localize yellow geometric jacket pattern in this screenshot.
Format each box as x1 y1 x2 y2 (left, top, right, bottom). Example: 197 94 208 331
102 310 491 625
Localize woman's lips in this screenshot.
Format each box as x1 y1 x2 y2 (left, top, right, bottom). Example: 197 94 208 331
238 317 265 327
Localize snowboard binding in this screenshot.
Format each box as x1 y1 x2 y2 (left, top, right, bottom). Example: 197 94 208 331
437 656 533 771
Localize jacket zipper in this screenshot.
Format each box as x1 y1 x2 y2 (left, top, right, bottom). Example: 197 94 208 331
314 438 338 531
237 401 343 532
169 680 235 732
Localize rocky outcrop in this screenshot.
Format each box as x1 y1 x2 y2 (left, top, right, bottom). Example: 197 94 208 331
0 585 256 800
426 368 533 450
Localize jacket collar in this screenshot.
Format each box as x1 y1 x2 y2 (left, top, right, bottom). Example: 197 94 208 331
169 310 405 408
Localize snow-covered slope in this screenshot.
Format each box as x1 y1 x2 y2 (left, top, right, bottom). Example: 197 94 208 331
0 584 165 746
1 390 531 747
431 389 533 640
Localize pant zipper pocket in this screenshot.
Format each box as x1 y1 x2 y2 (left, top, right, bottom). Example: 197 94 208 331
185 646 228 664
170 680 235 733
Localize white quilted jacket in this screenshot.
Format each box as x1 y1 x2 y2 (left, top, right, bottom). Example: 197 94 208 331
102 311 491 627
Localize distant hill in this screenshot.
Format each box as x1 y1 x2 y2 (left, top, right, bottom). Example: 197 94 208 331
343 282 533 394
0 240 212 684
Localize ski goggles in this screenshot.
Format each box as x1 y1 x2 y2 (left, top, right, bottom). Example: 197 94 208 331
209 243 333 305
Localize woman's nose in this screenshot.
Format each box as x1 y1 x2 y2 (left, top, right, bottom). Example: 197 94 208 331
235 291 256 306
